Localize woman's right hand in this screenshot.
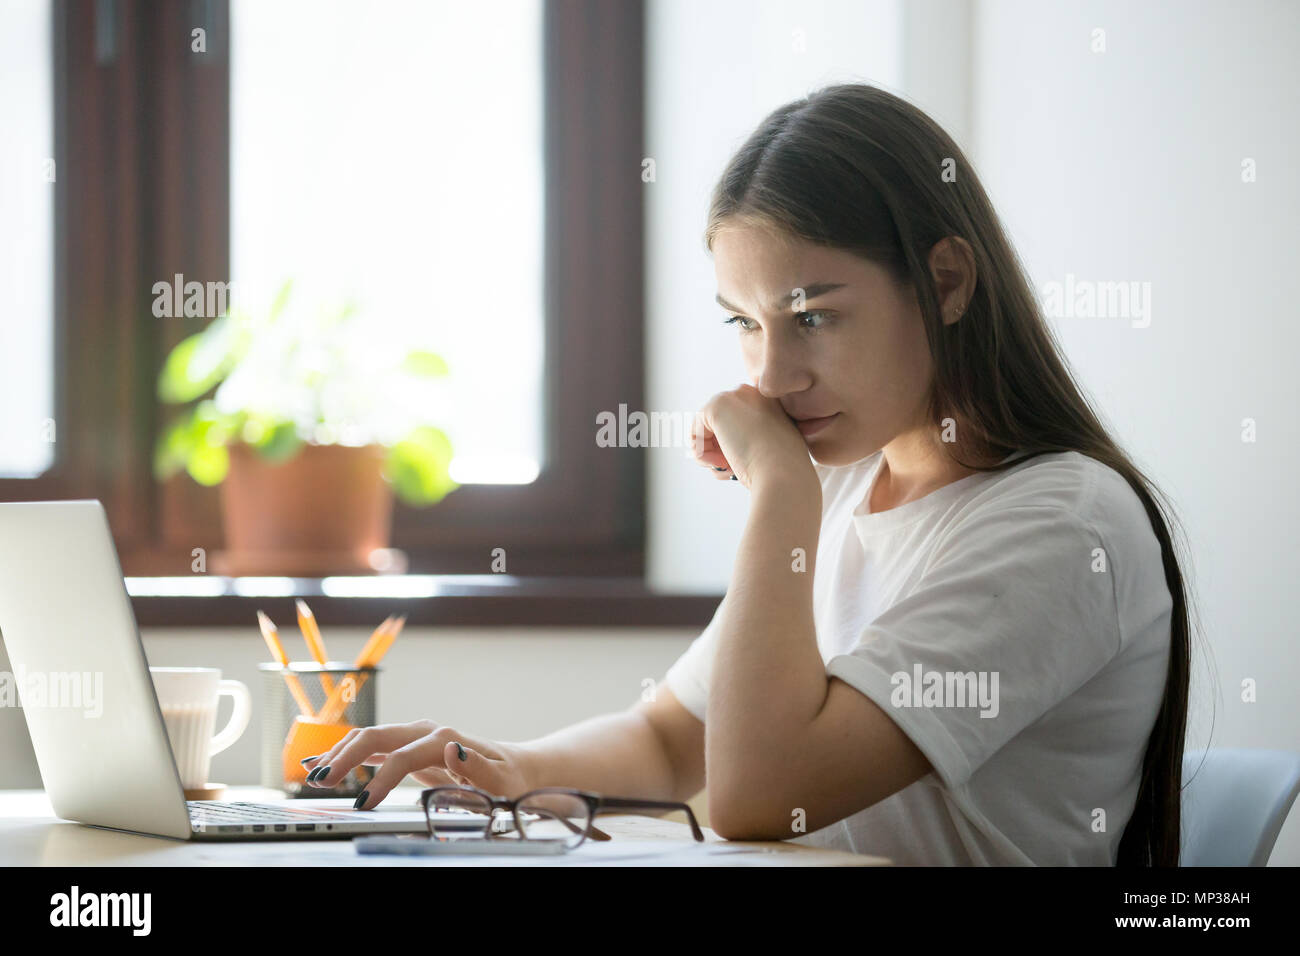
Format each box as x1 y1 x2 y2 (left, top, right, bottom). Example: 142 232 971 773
299 719 534 810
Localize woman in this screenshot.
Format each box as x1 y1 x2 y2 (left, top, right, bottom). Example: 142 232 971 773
302 84 1192 866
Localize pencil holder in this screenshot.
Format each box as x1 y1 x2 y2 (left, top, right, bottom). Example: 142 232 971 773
259 663 378 798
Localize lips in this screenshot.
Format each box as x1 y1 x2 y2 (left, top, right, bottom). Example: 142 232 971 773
794 413 839 437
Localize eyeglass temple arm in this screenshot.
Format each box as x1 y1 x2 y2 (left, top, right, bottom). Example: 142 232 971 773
422 789 613 842
594 798 705 841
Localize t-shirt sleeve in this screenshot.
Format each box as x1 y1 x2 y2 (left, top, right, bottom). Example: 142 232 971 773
825 504 1121 790
662 593 730 723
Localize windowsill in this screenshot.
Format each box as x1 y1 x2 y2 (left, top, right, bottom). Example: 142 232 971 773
127 576 722 629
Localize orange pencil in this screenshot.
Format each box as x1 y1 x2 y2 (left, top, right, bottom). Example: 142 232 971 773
314 615 393 724
365 614 406 668
257 610 316 718
353 615 395 670
318 614 406 724
295 599 336 697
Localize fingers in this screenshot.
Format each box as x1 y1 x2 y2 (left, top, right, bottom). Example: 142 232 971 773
688 412 717 461
298 727 362 778
300 721 432 789
690 411 740 480
409 766 460 788
297 721 516 811
353 730 459 810
355 734 516 810
690 432 734 478
439 740 507 794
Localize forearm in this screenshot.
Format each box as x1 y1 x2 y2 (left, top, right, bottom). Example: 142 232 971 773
708 476 827 820
513 709 679 801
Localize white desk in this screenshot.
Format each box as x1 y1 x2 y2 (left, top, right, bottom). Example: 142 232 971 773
0 787 890 867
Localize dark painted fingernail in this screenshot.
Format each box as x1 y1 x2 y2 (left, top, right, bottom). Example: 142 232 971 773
306 766 320 781
353 790 370 810
300 755 319 766
455 742 467 762
317 765 331 782
730 475 737 481
713 466 726 471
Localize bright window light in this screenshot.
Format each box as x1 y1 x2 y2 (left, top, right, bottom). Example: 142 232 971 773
230 0 545 484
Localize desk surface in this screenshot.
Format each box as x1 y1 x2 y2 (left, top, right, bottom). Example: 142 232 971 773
0 788 889 867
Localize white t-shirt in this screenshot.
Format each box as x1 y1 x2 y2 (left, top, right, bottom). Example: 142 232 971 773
663 449 1173 865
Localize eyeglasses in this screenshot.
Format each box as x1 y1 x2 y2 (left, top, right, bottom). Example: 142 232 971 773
418 785 705 849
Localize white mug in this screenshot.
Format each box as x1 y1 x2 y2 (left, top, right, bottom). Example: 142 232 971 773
149 667 251 790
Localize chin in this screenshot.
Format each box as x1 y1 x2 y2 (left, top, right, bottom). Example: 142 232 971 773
806 432 881 468
806 442 860 467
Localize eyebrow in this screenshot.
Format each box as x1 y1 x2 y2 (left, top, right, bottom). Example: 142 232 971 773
714 282 848 315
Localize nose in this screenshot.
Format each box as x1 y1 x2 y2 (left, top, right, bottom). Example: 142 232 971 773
749 329 812 399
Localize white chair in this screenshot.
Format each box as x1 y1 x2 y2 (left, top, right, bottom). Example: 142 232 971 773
1180 748 1300 866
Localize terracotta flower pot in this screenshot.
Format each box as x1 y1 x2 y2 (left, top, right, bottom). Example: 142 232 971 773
212 442 395 576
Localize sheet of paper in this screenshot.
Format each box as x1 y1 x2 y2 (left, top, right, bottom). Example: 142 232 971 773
185 836 786 867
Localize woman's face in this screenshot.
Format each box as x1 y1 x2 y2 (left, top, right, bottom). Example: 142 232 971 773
711 222 935 467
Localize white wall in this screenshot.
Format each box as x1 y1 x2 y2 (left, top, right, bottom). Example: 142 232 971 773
970 0 1300 864
643 0 1300 862
645 0 903 593
0 626 699 790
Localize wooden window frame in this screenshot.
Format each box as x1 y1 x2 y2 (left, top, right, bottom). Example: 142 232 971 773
2 0 653 585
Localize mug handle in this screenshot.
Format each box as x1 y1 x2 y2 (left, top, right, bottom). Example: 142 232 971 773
210 679 252 757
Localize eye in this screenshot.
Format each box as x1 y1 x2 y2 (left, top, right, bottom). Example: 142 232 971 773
795 310 832 330
723 310 833 333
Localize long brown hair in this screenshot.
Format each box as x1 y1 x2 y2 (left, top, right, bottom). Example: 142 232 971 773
705 83 1194 866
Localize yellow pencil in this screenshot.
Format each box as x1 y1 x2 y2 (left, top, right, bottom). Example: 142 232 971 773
315 616 392 724
318 614 406 724
257 610 316 719
366 614 406 668
295 599 336 697
352 614 395 669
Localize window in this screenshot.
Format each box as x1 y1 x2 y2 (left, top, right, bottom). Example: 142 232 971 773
0 0 55 479
230 0 546 484
4 0 648 582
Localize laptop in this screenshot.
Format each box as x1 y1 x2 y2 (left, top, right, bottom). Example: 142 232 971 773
0 500 493 841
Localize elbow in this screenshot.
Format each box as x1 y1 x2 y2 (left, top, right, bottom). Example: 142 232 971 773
706 740 801 841
707 786 788 842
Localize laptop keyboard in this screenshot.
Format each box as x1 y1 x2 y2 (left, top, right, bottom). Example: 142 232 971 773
189 801 361 823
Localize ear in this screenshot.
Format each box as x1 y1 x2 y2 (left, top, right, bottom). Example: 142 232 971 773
927 236 977 326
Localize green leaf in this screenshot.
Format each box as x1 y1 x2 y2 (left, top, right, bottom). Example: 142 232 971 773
253 422 303 463
193 399 228 427
154 401 238 486
267 279 293 324
401 350 450 378
185 440 229 486
157 317 239 403
384 426 458 507
153 411 201 480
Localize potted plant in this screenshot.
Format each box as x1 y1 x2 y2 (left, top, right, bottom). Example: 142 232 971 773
153 281 459 575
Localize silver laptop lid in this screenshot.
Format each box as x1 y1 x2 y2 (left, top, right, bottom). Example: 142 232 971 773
0 500 192 839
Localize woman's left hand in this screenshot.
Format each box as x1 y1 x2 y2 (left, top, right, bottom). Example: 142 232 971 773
691 384 818 491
